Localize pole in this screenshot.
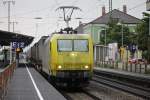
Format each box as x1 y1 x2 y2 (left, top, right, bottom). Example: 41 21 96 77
16 51 19 67
34 17 42 37
10 21 18 32
149 16 150 36
149 16 150 62
10 43 12 64
103 46 105 67
8 2 10 31
109 0 112 12
105 28 106 46
10 21 17 64
3 1 15 65
122 24 123 47
3 1 15 32
12 22 15 32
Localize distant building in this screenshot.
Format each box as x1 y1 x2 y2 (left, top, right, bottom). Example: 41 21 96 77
74 21 86 34
76 7 142 45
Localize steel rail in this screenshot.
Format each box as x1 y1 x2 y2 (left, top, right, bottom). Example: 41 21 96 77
92 74 150 99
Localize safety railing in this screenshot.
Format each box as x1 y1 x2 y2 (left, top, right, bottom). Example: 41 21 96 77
0 63 16 100
96 61 150 74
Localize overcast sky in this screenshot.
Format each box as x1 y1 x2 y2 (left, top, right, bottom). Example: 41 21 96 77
0 0 148 40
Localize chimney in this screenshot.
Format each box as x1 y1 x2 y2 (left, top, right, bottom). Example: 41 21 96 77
123 5 127 13
102 6 106 16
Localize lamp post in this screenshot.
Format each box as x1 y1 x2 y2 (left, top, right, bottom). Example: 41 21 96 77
117 22 124 47
34 17 43 37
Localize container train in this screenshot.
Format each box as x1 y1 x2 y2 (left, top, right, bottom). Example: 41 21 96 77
27 33 94 86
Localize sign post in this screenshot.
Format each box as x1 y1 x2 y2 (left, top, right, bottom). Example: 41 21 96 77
10 42 12 64
12 42 24 67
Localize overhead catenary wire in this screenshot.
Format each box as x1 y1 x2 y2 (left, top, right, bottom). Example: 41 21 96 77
9 0 66 18
128 1 146 11
0 0 147 37
1 1 146 23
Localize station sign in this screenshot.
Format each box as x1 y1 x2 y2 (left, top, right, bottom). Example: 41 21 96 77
12 42 25 49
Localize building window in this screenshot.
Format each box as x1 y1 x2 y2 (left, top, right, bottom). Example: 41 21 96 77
112 18 119 23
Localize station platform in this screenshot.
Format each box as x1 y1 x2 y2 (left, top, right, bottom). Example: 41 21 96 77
94 67 150 80
5 63 66 100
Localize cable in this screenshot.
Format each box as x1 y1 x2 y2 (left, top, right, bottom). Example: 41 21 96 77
128 1 146 11
12 6 53 17
11 0 65 17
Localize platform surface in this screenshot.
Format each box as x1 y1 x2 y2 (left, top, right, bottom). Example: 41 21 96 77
5 64 66 100
94 67 150 80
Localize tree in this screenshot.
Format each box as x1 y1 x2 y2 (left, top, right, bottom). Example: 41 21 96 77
136 12 149 51
136 12 150 61
105 18 134 48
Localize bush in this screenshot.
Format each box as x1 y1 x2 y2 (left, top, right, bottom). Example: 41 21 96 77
142 50 150 63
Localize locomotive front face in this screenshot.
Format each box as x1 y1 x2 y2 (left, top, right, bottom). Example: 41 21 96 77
54 38 93 81
49 34 93 86
56 39 92 70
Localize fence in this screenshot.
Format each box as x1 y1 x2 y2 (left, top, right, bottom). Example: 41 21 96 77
96 61 150 74
94 45 150 74
94 45 109 62
0 63 16 100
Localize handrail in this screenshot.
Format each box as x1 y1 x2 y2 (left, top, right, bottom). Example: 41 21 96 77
0 63 16 100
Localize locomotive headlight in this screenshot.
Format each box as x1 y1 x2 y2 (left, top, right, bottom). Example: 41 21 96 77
84 65 89 69
70 53 77 57
71 53 75 56
58 65 62 69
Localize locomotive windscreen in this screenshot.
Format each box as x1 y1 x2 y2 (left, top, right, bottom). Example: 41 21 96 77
57 39 88 52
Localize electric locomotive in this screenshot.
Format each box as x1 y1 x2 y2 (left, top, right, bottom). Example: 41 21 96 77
29 33 94 86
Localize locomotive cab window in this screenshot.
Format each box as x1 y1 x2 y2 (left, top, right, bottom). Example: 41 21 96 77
58 40 72 51
57 39 89 52
74 40 88 52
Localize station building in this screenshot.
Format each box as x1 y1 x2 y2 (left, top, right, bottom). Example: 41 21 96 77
76 6 142 45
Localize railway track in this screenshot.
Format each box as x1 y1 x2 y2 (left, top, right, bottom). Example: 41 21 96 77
36 67 102 100
59 88 102 100
35 66 149 100
93 70 150 100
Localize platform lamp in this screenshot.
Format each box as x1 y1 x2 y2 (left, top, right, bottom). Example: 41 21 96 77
34 17 43 37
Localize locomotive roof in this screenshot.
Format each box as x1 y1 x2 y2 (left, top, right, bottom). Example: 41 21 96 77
42 33 92 45
51 34 91 39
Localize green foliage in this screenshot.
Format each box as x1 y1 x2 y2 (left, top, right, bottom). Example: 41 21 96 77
142 50 149 60
136 12 149 51
104 17 136 48
136 12 150 62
